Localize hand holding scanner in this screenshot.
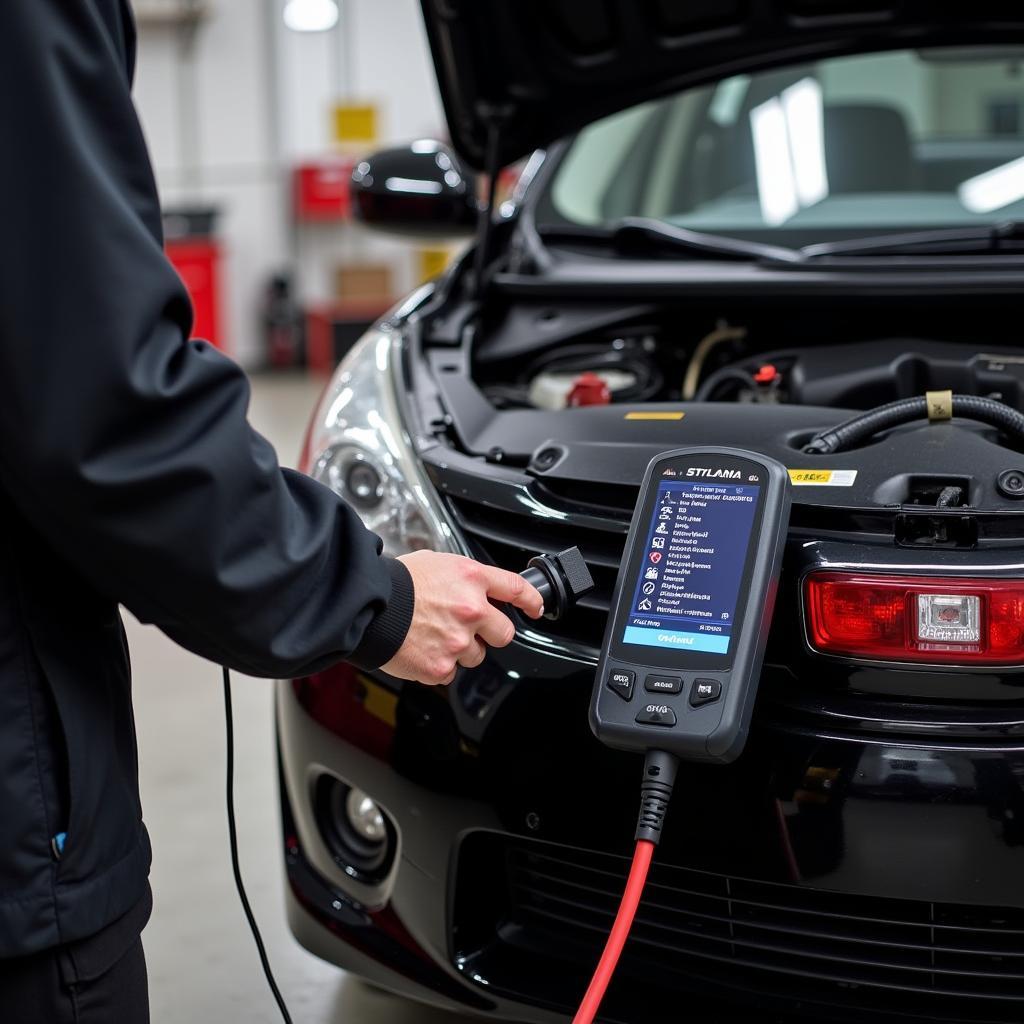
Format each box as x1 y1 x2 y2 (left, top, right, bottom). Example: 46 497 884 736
590 447 790 764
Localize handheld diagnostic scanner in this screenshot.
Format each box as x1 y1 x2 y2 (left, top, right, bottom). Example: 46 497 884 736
590 447 791 764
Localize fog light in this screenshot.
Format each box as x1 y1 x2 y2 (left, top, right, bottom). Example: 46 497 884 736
916 594 980 644
316 776 394 879
345 787 387 843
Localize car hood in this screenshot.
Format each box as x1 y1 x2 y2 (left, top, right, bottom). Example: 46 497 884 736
419 1 1024 168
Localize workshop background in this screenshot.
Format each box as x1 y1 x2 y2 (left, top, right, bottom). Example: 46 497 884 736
135 0 452 369
127 1 471 1021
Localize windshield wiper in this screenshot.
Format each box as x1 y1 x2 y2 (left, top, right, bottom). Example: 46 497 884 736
800 221 1024 259
537 216 802 263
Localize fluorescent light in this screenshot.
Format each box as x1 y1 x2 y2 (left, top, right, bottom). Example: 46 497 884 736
959 154 1024 213
751 98 798 226
782 78 828 207
283 0 339 32
750 77 828 226
709 74 751 126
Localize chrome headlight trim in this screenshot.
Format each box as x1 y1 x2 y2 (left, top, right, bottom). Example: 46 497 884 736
302 327 463 556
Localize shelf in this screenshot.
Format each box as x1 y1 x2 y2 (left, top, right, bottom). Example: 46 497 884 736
132 1 209 27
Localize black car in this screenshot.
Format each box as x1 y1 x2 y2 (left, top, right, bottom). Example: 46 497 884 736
276 5 1024 1022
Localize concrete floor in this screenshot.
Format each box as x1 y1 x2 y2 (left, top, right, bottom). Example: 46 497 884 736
131 373 479 1023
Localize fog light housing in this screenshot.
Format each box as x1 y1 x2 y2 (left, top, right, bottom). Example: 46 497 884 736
315 776 395 880
805 572 1024 665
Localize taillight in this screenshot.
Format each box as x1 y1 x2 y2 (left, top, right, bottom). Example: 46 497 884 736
804 572 1024 665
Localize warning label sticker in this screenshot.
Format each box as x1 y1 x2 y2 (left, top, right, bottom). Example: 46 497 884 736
788 469 858 487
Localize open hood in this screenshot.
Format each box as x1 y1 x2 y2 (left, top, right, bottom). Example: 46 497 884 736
420 0 1024 169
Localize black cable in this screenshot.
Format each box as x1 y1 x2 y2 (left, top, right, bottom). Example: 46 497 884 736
635 749 679 844
222 666 295 1024
804 394 1024 455
694 366 758 402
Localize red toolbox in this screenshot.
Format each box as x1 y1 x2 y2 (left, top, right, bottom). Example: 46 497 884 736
163 206 225 352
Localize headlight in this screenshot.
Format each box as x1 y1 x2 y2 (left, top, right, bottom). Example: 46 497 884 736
301 327 461 556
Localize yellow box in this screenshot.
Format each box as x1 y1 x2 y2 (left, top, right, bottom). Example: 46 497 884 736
332 103 378 144
417 247 452 284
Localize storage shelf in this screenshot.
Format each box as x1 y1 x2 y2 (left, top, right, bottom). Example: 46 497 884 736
132 1 209 26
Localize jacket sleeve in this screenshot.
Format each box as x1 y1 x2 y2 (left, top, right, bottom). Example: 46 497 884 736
0 1 414 678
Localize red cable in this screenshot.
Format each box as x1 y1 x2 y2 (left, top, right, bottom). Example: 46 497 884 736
572 839 655 1024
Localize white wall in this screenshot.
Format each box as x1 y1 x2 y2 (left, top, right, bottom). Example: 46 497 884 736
819 51 935 136
131 0 445 366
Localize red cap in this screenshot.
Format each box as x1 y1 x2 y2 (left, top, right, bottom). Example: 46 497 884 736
753 363 778 385
567 371 611 407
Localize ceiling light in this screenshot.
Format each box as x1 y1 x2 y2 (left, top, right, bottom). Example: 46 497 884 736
782 78 828 208
751 77 828 226
751 98 798 226
959 154 1024 213
283 0 339 32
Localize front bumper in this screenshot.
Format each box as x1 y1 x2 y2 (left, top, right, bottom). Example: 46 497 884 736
276 645 1024 1023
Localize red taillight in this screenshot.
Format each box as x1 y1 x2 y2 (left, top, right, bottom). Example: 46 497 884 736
804 572 1024 665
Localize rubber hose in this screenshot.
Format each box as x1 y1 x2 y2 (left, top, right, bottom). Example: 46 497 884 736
694 367 759 402
804 394 1024 454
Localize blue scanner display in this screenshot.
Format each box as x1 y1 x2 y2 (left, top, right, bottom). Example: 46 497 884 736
622 478 760 656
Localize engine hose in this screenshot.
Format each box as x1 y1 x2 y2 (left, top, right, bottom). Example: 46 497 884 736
804 394 1024 455
694 366 759 402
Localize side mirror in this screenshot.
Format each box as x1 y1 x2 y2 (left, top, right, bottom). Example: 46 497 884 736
350 141 479 238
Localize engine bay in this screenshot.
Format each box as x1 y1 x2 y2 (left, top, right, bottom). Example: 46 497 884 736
421 298 1024 522
473 310 1024 414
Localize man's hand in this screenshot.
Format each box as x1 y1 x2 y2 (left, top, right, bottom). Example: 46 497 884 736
381 551 544 685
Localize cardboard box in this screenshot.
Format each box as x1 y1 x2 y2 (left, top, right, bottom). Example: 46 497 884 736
334 263 394 305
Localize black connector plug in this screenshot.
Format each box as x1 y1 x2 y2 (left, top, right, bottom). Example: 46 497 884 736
520 546 594 620
635 749 679 845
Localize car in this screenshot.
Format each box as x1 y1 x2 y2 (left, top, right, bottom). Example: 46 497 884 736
275 5 1024 1022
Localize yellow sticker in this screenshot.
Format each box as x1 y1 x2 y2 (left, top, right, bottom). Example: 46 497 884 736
332 103 378 144
625 411 685 421
788 469 858 486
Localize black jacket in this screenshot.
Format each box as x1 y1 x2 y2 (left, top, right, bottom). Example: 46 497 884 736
0 0 413 958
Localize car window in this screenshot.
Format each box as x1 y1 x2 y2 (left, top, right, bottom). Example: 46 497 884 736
543 47 1024 244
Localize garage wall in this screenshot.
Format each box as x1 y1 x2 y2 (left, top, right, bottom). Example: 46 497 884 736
820 51 935 135
273 0 448 309
131 0 445 367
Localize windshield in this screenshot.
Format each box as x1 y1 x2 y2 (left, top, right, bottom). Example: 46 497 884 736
538 47 1024 246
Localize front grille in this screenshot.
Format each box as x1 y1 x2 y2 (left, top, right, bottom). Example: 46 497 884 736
446 485 631 650
453 833 1024 1023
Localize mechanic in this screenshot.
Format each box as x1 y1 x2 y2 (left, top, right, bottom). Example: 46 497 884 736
0 4 543 1022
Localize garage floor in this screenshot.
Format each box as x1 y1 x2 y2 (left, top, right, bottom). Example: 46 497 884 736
131 373 480 1024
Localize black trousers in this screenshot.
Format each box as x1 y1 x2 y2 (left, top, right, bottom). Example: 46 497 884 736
0 936 149 1024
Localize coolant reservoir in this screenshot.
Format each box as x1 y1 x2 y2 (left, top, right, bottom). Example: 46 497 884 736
568 372 612 407
528 368 636 410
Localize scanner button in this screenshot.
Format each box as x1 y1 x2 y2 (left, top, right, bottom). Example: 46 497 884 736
690 678 722 707
636 704 677 727
606 669 635 701
644 674 682 695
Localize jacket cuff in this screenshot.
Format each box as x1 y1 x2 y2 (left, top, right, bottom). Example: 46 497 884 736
348 556 415 670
